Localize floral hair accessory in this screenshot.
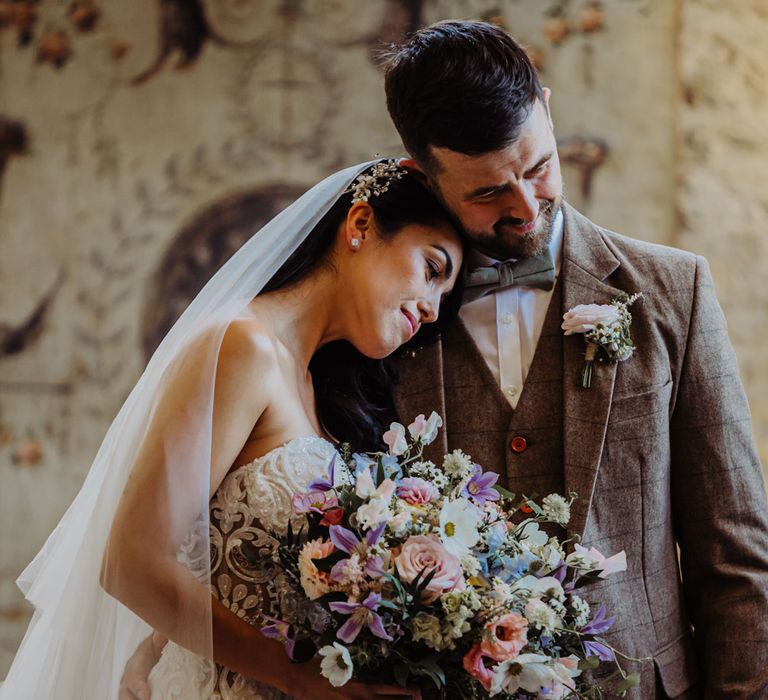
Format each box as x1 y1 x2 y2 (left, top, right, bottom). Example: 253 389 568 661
562 291 643 388
346 158 406 203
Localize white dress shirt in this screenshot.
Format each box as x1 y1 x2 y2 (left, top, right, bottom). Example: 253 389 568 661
459 208 564 409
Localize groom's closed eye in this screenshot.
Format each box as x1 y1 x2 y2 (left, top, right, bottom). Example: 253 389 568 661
526 155 552 177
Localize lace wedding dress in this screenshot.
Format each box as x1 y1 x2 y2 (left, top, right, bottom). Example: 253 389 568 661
148 436 337 700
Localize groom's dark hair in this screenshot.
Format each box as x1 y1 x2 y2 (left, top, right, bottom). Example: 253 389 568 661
384 20 545 173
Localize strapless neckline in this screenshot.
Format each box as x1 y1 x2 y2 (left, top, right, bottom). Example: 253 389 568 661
230 435 337 477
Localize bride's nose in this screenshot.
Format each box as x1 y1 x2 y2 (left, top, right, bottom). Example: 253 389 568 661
417 296 438 324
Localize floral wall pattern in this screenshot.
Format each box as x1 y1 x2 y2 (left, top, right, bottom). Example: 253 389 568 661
2 0 767 676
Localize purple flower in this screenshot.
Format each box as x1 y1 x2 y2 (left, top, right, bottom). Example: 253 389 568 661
329 591 393 643
260 615 295 659
329 523 386 578
551 562 567 583
461 465 500 505
581 604 615 635
584 640 615 662
308 455 338 492
330 523 385 552
291 490 339 515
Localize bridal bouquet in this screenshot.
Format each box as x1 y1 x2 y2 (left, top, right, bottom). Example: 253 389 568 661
248 414 639 699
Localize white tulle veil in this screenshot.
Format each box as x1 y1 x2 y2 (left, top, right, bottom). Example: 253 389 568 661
0 161 376 699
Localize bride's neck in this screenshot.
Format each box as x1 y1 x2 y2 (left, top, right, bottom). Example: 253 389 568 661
253 267 345 369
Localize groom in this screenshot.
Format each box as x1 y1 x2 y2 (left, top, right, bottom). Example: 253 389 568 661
386 20 768 699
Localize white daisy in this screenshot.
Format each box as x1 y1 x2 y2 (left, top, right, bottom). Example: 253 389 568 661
319 642 353 687
438 498 480 556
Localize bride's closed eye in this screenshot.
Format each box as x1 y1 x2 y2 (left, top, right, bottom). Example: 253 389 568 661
426 258 441 280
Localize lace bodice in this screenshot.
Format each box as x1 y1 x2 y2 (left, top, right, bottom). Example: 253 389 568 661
149 436 338 700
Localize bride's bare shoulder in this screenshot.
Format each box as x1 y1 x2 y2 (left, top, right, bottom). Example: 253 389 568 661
219 314 281 376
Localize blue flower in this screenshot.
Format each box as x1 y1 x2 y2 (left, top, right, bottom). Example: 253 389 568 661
497 550 537 583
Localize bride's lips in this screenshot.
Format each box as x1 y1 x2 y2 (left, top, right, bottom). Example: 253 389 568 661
401 309 419 338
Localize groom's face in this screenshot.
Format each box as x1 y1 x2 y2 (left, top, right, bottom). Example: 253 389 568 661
416 97 562 261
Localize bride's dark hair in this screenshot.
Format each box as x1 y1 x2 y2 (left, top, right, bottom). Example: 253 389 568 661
261 165 466 451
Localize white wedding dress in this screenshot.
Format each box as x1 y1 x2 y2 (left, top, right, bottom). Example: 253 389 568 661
148 436 338 700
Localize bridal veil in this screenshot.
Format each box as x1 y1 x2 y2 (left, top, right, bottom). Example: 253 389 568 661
0 161 374 699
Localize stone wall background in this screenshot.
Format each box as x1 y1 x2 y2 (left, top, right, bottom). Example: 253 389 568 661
1 0 766 677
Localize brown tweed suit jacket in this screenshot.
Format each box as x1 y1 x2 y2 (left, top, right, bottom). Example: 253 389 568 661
391 202 768 699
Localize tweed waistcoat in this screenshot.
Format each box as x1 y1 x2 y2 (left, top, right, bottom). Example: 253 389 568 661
440 280 565 500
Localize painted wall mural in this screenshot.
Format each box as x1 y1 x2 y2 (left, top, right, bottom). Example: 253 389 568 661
2 0 767 679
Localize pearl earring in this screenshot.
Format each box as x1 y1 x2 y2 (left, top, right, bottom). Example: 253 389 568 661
351 238 361 249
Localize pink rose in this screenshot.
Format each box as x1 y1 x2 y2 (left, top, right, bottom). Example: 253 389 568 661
396 477 440 506
561 303 620 335
394 535 465 602
463 644 496 692
480 612 528 661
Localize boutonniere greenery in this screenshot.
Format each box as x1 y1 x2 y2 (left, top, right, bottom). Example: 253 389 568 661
562 292 643 388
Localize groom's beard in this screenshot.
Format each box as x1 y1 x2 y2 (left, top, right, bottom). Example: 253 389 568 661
471 196 560 261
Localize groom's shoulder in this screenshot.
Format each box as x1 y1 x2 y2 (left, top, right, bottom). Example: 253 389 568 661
601 227 698 274
567 204 700 283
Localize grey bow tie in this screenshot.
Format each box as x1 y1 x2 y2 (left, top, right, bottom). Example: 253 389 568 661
463 250 556 304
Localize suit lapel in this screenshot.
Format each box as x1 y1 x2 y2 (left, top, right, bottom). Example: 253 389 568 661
560 203 625 539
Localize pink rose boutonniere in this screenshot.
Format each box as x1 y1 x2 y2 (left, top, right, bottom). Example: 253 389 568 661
562 292 643 388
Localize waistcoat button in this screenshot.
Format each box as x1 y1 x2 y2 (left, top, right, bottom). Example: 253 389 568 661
510 435 528 453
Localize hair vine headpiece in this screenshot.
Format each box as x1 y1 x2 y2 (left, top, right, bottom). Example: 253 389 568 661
346 158 406 204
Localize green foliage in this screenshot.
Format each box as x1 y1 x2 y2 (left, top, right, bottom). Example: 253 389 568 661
616 673 641 695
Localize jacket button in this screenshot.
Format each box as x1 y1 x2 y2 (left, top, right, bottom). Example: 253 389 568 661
510 435 528 453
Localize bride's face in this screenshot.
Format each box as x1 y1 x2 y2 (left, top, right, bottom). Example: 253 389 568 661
342 214 463 359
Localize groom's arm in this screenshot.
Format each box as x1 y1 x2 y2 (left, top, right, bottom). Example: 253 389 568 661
670 254 768 697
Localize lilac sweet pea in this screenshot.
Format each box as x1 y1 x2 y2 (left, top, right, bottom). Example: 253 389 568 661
329 591 393 643
461 465 500 505
291 490 339 515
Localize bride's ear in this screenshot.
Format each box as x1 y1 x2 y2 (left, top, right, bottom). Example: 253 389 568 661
343 201 375 251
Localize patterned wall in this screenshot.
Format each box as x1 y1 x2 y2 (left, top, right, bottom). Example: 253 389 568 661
1 0 765 677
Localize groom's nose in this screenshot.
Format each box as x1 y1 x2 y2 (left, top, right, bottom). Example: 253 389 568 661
501 182 539 224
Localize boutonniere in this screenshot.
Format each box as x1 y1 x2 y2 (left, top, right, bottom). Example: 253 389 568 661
562 292 643 388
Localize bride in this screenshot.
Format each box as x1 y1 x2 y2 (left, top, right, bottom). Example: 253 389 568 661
0 161 464 699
